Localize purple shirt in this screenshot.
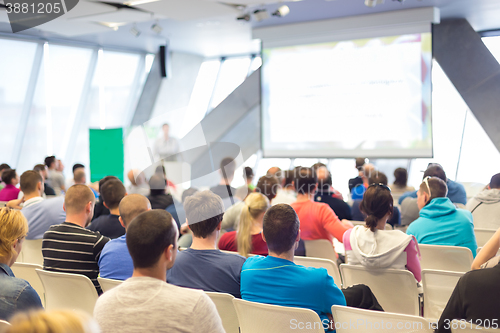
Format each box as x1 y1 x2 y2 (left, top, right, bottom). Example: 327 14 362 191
0 184 20 201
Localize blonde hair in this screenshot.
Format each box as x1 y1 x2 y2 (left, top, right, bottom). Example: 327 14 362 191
0 208 28 260
237 193 270 257
7 310 99 333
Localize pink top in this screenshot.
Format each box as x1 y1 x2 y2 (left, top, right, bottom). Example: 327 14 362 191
0 184 20 201
343 228 422 282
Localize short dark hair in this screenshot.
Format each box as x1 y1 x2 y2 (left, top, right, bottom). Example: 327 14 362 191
64 185 96 215
44 156 56 168
184 191 224 238
33 164 46 173
244 167 254 179
355 158 366 171
393 168 408 187
294 167 317 194
0 164 11 172
149 174 166 196
220 157 236 181
490 173 500 189
126 210 177 269
424 164 447 182
283 170 294 188
72 163 85 173
98 176 119 202
181 187 199 204
419 177 448 203
100 179 126 209
1 169 16 185
256 175 279 201
360 185 393 232
20 170 42 194
368 171 388 186
263 204 300 255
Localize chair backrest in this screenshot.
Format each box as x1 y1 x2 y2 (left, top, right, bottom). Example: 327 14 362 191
450 319 500 332
418 244 473 273
232 298 324 333
21 239 44 266
36 269 98 314
303 239 337 262
0 202 7 208
205 292 239 333
11 262 45 305
340 264 420 316
97 277 123 293
474 229 496 248
0 320 10 333
422 269 464 321
294 256 342 288
331 305 433 333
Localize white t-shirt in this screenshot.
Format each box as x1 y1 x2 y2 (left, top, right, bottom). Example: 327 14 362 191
154 137 180 161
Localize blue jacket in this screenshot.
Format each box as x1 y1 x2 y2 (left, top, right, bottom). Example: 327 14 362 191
399 179 467 205
406 197 477 257
0 263 43 320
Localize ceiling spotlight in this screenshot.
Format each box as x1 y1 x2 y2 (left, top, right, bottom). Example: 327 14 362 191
151 22 162 34
253 9 269 22
237 14 251 21
130 25 141 37
272 5 290 17
365 0 384 7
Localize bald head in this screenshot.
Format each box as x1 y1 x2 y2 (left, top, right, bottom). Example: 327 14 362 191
316 166 329 181
119 194 151 228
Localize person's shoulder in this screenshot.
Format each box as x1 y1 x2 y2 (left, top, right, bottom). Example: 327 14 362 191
241 255 266 269
218 248 246 263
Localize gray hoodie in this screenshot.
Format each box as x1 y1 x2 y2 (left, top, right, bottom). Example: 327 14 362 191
466 189 500 230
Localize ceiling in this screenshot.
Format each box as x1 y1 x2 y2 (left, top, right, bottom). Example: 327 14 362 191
0 0 499 57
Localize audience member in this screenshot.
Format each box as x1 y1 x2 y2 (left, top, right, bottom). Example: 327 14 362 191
272 169 297 205
168 191 246 297
7 171 65 239
153 123 180 161
0 208 43 321
44 156 65 195
0 169 20 201
176 188 200 249
406 177 477 257
42 185 110 294
94 209 224 333
291 168 351 247
147 174 183 229
466 173 500 230
87 179 126 239
315 166 352 220
98 194 151 280
343 184 421 282
389 167 415 203
219 193 270 257
210 157 238 210
7 309 99 333
351 172 401 227
348 158 367 192
243 166 255 190
92 176 117 220
33 164 56 196
73 169 86 185
0 163 11 191
471 227 500 270
126 169 149 196
66 163 85 189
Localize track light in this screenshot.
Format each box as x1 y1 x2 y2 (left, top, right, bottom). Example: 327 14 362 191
151 22 162 34
253 9 269 22
130 25 141 37
272 5 290 17
237 14 251 21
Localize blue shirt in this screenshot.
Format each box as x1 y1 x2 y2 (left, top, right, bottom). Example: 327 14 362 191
167 248 246 298
22 196 66 240
241 256 346 331
398 179 467 205
98 235 133 280
407 197 477 257
0 263 43 320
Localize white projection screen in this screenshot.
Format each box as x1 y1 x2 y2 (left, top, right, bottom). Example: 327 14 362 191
261 32 433 158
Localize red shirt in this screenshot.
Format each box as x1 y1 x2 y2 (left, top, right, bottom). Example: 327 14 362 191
218 231 268 256
291 200 351 243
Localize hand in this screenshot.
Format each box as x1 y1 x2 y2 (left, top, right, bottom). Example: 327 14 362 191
180 222 190 235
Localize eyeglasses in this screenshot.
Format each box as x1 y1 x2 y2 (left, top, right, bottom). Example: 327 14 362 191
368 183 391 192
423 176 432 197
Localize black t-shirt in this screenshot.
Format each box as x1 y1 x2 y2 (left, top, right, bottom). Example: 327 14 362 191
314 190 352 221
87 214 125 239
147 193 174 210
348 176 363 193
44 183 56 196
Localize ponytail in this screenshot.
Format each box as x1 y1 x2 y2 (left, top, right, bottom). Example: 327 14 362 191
237 193 270 257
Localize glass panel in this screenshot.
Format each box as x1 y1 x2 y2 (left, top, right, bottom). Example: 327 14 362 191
248 56 262 76
0 39 38 166
210 57 251 110
255 158 291 181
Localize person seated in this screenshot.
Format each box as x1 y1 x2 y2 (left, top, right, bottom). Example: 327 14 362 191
272 169 297 205
94 210 224 333
167 191 246 298
471 227 500 270
314 165 343 200
42 185 110 294
466 173 500 230
406 177 477 257
219 193 270 257
348 158 366 193
315 167 352 220
291 167 352 247
92 176 117 220
210 157 239 210
389 167 415 204
44 156 65 196
87 179 126 239
126 169 150 196
343 184 421 282
6 171 65 240
98 194 151 280
33 164 56 196
8 309 99 333
0 208 43 321
147 174 183 229
351 172 401 227
0 164 11 191
65 163 85 189
0 169 20 201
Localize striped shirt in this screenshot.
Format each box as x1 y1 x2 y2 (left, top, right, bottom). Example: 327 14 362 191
42 222 110 294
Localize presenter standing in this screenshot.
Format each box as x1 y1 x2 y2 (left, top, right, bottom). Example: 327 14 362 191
154 124 180 161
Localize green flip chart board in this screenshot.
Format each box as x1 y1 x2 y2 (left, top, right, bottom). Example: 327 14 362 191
89 128 124 183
